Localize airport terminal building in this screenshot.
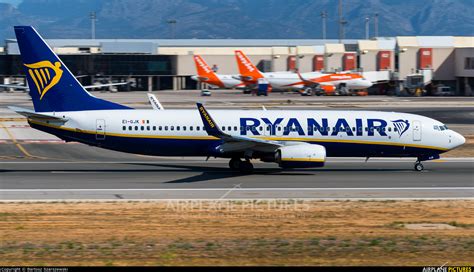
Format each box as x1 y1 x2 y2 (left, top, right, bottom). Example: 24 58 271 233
0 36 473 95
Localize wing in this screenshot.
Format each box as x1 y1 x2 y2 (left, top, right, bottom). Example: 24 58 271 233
196 103 282 153
297 72 320 88
0 84 29 90
83 82 129 89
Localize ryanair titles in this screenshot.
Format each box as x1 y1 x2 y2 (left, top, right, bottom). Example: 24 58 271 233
240 117 390 137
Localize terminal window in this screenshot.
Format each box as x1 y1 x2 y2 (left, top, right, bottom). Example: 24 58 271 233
465 57 474 70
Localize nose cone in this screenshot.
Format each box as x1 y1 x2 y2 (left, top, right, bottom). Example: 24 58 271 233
451 131 466 149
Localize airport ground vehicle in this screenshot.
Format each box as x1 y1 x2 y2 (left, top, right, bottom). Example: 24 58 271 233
11 26 465 173
201 89 212 96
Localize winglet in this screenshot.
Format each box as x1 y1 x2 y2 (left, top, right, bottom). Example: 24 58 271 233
147 93 164 110
196 103 223 137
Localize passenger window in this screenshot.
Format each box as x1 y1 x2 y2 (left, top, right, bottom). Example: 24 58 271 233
135 126 138 131
159 126 162 131
388 127 392 132
183 126 186 131
364 127 368 132
352 127 355 131
146 126 150 131
190 126 193 131
153 126 156 130
222 126 225 131
165 126 168 131
259 127 263 131
128 126 132 130
122 126 126 130
141 126 144 131
229 126 232 131
171 126 174 131
394 127 398 132
234 126 238 131
177 126 180 131
197 126 200 131
278 126 282 131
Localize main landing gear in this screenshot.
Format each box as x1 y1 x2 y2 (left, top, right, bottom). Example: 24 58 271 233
229 158 254 173
414 161 424 172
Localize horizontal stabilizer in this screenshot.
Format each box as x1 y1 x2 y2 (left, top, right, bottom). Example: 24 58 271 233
8 106 68 122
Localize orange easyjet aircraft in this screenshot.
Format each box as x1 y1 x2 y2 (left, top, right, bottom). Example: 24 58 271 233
191 55 244 89
234 50 373 93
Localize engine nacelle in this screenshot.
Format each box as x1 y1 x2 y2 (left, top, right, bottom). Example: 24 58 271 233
321 85 336 92
276 144 326 168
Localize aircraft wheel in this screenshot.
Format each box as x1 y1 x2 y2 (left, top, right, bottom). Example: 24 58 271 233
414 162 424 171
229 158 241 170
239 160 254 174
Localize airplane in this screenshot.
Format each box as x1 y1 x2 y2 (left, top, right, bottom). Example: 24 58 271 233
234 50 373 94
10 26 465 173
0 81 129 91
190 55 245 89
296 71 372 95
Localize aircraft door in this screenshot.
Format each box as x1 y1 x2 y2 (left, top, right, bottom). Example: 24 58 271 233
413 120 421 141
96 119 106 140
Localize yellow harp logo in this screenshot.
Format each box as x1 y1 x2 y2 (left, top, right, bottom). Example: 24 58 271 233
24 61 63 100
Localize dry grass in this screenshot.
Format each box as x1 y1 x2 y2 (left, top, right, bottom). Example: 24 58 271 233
0 200 473 266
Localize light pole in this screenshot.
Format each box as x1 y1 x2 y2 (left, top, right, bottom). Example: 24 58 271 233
167 19 177 39
338 0 347 43
374 13 379 38
90 11 97 39
365 16 370 40
320 11 327 40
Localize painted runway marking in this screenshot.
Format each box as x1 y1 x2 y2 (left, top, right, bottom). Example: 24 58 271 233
1 187 473 192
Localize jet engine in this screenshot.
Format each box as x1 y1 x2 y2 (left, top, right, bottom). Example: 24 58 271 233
275 144 326 168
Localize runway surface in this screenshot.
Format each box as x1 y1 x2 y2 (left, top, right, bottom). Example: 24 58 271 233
0 92 472 201
1 157 472 200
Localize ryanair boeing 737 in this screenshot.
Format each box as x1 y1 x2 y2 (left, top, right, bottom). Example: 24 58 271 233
10 26 465 173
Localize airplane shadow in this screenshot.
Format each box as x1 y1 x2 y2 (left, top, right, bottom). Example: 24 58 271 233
0 162 413 184
127 163 410 184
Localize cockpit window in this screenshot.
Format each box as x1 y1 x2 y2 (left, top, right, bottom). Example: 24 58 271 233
433 125 439 130
436 125 448 131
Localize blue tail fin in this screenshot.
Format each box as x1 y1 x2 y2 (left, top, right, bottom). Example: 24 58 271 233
14 26 131 112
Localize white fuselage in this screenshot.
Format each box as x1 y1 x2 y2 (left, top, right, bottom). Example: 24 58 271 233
263 72 372 90
29 109 464 158
216 74 244 88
